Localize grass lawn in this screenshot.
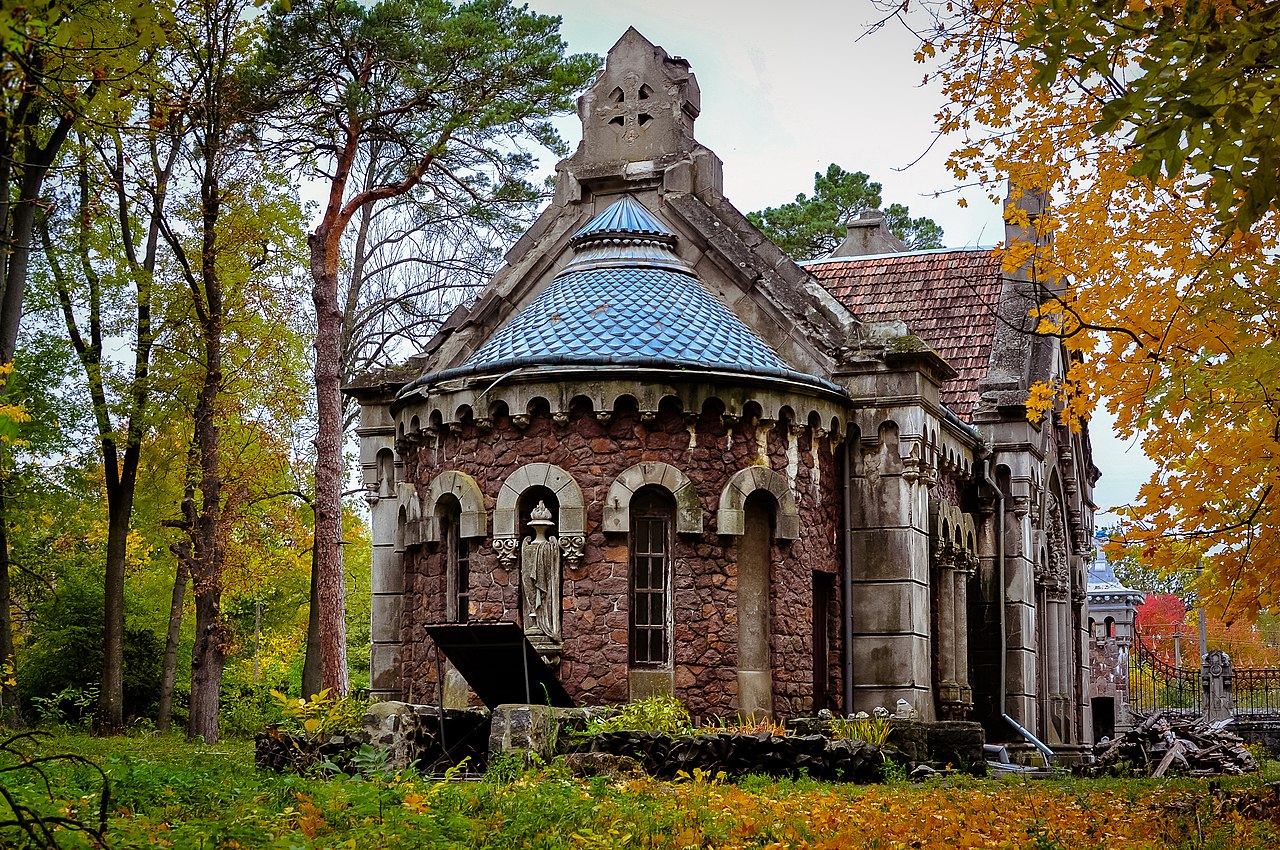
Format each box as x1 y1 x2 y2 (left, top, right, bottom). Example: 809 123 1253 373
3 731 1279 849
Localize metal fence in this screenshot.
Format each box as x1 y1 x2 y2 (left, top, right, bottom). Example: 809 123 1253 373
1234 666 1280 714
1128 628 1280 718
1129 632 1202 715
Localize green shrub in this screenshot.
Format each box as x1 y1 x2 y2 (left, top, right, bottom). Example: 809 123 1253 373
31 684 99 727
830 715 892 745
271 687 369 741
586 695 692 735
18 578 163 723
220 684 287 739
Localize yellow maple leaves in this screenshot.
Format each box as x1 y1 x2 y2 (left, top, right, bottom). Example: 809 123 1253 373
922 0 1280 620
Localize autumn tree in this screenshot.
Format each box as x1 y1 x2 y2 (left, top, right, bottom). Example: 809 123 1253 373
150 0 307 741
747 164 944 261
0 331 91 722
0 0 168 725
40 122 183 731
1008 0 1280 235
889 1 1280 621
246 0 597 694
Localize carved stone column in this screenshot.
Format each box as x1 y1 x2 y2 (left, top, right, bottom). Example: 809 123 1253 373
954 553 976 712
1045 586 1070 743
935 546 962 717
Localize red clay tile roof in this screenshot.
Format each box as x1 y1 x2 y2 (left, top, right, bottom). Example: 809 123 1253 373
806 249 1003 420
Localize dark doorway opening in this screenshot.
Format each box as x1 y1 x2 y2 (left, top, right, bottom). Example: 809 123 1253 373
1092 697 1115 742
813 571 836 714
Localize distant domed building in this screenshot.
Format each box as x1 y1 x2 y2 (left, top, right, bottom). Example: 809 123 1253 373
347 28 1101 760
1086 533 1143 740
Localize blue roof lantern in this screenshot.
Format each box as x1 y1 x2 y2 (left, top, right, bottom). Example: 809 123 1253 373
413 195 840 392
1087 532 1143 604
570 194 676 246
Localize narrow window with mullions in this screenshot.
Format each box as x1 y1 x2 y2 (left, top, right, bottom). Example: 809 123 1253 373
630 489 672 666
441 500 469 624
453 534 470 624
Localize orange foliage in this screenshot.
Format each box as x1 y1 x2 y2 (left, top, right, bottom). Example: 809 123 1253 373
1137 593 1280 667
587 778 1278 849
914 0 1280 622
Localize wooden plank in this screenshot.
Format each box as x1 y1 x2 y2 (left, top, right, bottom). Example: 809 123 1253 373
1153 739 1184 778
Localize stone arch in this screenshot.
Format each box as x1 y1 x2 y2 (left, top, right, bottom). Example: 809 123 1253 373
603 461 702 534
717 466 799 540
424 470 487 544
960 514 978 555
932 500 961 543
494 462 585 538
396 482 423 549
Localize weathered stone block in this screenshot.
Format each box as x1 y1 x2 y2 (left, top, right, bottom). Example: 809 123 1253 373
489 703 558 760
717 508 744 535
371 594 403 638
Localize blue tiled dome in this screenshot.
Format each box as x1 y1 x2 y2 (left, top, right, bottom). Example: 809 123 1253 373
462 266 793 373
423 195 833 389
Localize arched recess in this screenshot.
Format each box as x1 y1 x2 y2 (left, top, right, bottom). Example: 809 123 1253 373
424 470 487 544
716 466 799 540
396 482 423 549
493 463 586 567
603 461 702 534
376 448 396 498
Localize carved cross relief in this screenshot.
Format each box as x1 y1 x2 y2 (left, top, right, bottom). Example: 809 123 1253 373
597 71 662 145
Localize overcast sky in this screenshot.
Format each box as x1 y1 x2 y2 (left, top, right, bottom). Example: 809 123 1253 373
527 0 1155 526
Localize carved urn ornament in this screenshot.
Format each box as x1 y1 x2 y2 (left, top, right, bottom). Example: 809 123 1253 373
520 501 561 644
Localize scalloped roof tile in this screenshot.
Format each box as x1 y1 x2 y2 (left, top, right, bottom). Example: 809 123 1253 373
443 196 835 390
572 194 673 241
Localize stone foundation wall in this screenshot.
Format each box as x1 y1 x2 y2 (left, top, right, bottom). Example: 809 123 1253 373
1233 718 1280 756
400 400 842 717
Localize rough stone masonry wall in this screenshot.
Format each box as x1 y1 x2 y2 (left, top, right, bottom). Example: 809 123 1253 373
399 398 842 718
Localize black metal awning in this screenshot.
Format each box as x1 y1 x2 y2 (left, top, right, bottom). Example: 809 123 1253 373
425 622 574 709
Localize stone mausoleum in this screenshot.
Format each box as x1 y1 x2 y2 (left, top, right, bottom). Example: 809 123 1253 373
1086 533 1143 742
347 29 1101 759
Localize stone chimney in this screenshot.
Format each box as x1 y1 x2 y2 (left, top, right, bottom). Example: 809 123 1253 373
828 209 908 258
1002 181 1054 286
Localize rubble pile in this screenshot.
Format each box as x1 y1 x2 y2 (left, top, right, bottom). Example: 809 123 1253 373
1090 712 1259 777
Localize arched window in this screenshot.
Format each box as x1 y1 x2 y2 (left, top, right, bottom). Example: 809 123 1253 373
630 487 674 667
437 495 470 624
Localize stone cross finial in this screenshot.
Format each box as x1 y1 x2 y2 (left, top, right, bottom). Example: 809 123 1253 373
574 27 701 166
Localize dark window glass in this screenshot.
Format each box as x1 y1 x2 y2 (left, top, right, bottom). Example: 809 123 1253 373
630 490 672 666
443 505 469 624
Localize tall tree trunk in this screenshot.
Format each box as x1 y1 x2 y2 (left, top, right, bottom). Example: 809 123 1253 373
99 481 135 733
157 542 189 734
302 531 322 698
310 233 349 695
0 487 22 727
44 150 162 736
186 271 227 742
187 577 224 741
183 68 230 739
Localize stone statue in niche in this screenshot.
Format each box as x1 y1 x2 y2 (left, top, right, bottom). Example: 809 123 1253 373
520 501 560 643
